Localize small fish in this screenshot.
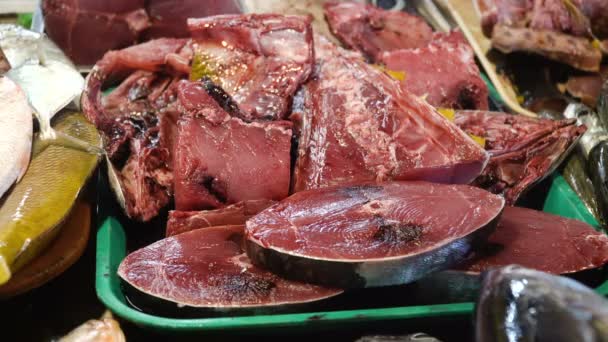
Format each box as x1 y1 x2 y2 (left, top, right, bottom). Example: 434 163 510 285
0 76 32 199
0 24 101 154
476 265 608 342
0 112 100 285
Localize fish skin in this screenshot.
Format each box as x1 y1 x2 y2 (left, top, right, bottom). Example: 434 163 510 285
0 24 84 141
0 112 100 285
0 76 32 199
476 265 608 342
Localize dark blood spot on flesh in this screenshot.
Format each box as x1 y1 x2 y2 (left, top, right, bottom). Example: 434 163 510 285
373 221 423 244
227 233 244 250
201 176 228 203
199 77 247 121
457 88 477 110
222 273 276 299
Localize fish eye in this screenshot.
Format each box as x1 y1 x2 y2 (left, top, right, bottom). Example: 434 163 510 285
373 0 406 11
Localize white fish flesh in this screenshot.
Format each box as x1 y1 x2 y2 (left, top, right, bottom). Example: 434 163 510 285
0 77 32 199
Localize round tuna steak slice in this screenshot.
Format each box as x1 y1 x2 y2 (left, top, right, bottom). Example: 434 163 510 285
461 206 608 274
117 225 342 309
245 182 505 288
412 206 608 302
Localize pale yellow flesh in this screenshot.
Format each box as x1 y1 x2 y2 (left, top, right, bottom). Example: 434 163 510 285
0 112 101 285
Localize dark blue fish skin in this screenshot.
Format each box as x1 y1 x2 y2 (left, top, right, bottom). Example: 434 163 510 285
476 265 608 342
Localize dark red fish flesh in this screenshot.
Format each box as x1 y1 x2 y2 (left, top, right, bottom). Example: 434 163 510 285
167 199 275 237
246 182 505 288
173 80 292 211
188 14 314 121
324 1 433 61
380 30 489 110
460 206 608 274
291 37 489 192
118 225 342 309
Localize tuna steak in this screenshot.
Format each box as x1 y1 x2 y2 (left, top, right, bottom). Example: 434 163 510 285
380 31 489 110
118 225 342 309
413 206 608 302
291 37 489 192
460 206 608 274
188 14 314 121
173 80 292 211
166 199 275 237
323 1 433 61
245 182 505 288
454 110 585 204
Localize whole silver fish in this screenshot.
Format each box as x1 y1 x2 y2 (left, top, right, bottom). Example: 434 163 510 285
0 24 83 129
476 265 608 342
0 24 99 153
0 77 32 199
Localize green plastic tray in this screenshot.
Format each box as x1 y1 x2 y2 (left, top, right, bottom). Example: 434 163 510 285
95 65 605 332
95 171 608 332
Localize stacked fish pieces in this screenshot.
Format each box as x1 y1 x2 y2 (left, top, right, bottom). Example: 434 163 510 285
324 1 489 110
77 7 608 311
0 25 100 287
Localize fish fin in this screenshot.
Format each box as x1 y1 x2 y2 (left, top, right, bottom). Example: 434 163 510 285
38 131 104 155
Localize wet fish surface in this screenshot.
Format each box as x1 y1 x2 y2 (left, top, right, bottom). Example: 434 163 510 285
0 24 84 134
455 110 585 204
476 265 608 342
0 77 32 200
246 181 504 288
292 36 489 191
118 225 342 309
